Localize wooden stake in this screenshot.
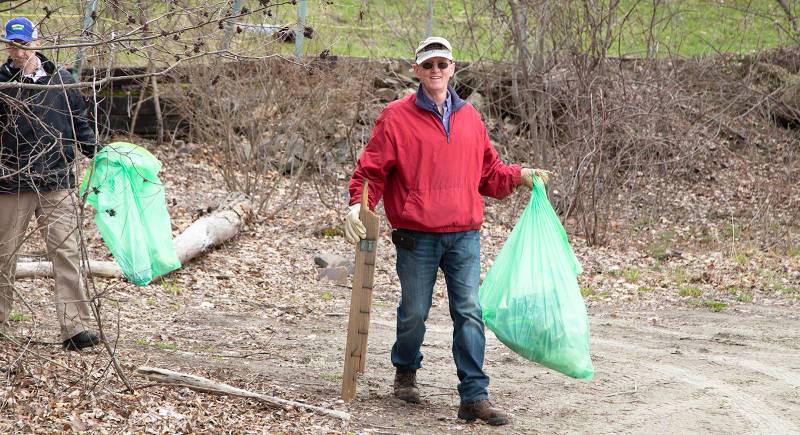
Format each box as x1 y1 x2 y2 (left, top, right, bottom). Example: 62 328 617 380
341 180 380 402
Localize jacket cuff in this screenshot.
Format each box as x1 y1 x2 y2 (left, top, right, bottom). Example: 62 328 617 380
510 164 522 186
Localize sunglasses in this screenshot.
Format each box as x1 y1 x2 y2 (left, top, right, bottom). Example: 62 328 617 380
5 39 29 47
420 60 451 70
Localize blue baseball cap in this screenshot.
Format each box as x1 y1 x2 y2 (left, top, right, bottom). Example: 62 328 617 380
5 17 38 43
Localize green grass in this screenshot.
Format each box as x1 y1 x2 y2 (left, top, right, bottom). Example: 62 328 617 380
623 267 641 283
0 0 793 67
154 341 179 351
134 337 178 350
702 300 727 312
678 285 702 297
729 285 755 302
303 0 793 58
671 266 689 285
161 278 182 296
8 311 31 322
321 372 342 382
633 217 656 232
732 251 749 266
319 227 343 237
687 299 726 311
592 289 610 300
611 0 790 57
722 222 737 238
736 292 753 303
660 230 677 242
647 241 669 261
321 290 334 301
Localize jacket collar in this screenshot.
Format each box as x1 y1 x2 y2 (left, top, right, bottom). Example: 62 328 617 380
414 84 467 114
1 52 57 83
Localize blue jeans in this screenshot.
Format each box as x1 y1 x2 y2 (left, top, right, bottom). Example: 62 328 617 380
391 230 489 403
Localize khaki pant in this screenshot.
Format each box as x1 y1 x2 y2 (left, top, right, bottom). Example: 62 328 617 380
0 190 94 340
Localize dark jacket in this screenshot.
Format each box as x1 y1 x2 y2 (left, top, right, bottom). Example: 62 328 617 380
0 52 98 193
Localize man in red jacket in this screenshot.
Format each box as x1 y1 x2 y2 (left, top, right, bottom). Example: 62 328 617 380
345 36 547 426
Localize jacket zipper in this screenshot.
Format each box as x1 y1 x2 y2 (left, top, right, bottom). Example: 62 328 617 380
430 110 451 144
447 112 454 144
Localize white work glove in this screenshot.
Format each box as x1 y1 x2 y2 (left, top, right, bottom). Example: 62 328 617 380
344 204 366 244
520 168 551 189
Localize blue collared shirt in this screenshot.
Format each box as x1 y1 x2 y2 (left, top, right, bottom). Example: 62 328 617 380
417 88 453 136
441 92 452 134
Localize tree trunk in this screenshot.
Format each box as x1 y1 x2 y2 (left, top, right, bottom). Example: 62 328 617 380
172 193 251 265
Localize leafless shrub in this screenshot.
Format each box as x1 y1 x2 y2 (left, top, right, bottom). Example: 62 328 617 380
168 58 386 215
0 0 303 401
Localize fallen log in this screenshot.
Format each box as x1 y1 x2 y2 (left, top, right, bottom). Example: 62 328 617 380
15 260 122 279
172 192 251 265
15 193 252 280
135 366 351 421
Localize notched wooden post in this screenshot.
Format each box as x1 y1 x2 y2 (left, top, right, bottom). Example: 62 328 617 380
341 180 380 402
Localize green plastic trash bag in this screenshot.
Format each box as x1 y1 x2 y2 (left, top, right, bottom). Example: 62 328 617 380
480 178 594 379
80 142 181 285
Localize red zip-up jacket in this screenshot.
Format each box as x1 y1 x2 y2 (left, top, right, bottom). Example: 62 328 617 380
349 86 521 233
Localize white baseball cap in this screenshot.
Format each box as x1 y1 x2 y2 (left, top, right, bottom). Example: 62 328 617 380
415 36 453 64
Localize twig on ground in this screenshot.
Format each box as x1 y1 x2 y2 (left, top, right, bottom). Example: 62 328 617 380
605 380 638 397
135 366 351 421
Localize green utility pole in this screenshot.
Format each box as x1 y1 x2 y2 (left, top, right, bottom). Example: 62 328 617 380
295 0 308 61
220 0 246 51
72 0 98 82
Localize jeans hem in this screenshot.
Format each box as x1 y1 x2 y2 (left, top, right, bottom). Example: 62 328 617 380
392 364 423 371
459 393 489 405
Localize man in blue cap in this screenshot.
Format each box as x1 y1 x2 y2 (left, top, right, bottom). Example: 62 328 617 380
0 17 102 351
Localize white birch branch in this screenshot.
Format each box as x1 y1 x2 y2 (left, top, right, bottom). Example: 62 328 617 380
135 366 351 421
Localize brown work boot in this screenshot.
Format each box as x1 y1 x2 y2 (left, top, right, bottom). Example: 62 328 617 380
458 399 510 426
393 368 420 403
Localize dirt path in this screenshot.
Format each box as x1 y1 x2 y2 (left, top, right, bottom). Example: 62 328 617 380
6 150 798 433
133 291 800 434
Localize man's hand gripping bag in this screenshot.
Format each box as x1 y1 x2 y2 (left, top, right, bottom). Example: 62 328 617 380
480 178 594 379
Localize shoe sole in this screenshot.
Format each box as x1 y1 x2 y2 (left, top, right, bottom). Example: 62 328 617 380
63 337 102 351
458 412 509 426
395 394 421 404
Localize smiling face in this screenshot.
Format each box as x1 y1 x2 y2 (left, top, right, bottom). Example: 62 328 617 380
413 56 455 97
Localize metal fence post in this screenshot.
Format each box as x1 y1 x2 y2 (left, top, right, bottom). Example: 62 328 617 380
220 0 246 51
295 0 307 61
72 0 98 82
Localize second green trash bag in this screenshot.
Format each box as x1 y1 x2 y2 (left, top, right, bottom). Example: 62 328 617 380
80 142 181 286
479 178 594 379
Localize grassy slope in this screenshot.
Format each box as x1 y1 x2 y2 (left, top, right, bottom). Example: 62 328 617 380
0 0 793 64
277 0 793 59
